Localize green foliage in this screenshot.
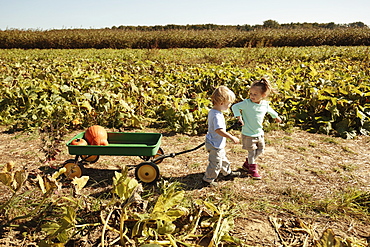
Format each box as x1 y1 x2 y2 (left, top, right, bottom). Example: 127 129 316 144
0 47 369 137
40 206 77 245
131 182 187 243
272 59 370 138
112 166 139 200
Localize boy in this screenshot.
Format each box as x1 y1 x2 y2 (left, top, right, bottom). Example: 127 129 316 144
203 86 240 187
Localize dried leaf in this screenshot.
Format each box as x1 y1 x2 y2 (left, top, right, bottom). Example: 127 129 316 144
37 174 46 194
52 167 67 180
72 176 89 194
4 162 14 172
0 172 13 188
315 229 344 247
13 170 28 191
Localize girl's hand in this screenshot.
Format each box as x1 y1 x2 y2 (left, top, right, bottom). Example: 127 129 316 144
275 116 283 123
237 117 244 126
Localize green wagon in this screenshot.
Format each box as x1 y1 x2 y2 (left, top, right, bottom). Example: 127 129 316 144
65 132 164 183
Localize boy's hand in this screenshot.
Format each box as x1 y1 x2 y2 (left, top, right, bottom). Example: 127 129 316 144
230 135 240 144
215 129 240 144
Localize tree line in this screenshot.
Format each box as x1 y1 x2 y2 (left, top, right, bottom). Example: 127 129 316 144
111 20 368 31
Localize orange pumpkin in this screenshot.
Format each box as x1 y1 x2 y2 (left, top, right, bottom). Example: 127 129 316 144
71 138 88 146
84 125 109 146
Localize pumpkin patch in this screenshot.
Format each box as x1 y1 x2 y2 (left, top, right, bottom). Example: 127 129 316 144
0 48 369 137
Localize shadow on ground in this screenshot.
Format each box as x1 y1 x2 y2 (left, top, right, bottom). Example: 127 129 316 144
162 168 249 190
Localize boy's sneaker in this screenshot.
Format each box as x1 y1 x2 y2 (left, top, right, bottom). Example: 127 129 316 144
202 180 218 187
207 181 218 187
226 171 241 177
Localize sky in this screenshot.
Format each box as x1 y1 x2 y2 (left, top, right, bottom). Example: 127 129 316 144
0 0 369 30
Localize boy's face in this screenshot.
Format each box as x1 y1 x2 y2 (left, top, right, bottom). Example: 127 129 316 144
249 87 266 104
218 101 232 111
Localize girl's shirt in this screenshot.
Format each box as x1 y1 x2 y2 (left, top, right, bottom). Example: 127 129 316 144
232 99 279 137
206 108 226 149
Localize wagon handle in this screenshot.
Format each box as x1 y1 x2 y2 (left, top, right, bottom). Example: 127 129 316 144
151 121 241 163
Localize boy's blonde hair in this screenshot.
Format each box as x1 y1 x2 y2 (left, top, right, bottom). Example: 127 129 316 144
211 86 235 105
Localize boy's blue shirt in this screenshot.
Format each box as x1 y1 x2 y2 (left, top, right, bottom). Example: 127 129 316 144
206 108 226 149
232 99 279 137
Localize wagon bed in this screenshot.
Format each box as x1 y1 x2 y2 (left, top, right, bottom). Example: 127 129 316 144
66 132 162 157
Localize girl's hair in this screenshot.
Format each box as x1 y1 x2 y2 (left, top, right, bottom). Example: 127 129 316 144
211 86 235 105
251 78 276 96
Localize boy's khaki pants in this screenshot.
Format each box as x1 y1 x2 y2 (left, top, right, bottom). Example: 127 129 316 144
203 142 231 183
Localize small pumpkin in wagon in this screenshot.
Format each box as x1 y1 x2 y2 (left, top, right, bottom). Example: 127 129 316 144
84 125 109 146
71 138 88 146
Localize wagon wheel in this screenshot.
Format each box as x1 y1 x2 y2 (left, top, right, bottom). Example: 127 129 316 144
135 162 160 184
140 147 164 164
81 155 100 163
64 162 83 180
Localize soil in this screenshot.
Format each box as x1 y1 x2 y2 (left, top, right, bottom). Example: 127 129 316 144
0 126 369 246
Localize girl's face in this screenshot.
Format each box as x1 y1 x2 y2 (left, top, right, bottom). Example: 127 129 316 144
249 86 266 104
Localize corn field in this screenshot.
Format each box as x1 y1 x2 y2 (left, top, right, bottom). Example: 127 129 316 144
0 27 369 49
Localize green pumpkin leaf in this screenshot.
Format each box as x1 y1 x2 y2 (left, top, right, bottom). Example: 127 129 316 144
112 171 139 200
41 222 61 236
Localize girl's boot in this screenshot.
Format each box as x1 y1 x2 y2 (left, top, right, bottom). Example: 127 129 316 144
242 158 249 170
248 164 262 180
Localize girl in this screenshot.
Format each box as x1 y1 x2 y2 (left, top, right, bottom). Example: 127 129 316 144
231 78 282 179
